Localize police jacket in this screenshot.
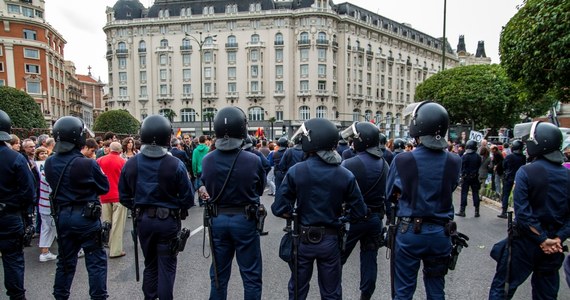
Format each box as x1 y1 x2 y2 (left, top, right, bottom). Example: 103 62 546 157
119 152 194 210
170 147 191 170
386 145 461 220
247 148 271 175
272 155 367 228
272 148 287 172
513 158 570 244
278 145 304 174
342 152 388 211
502 152 526 182
382 148 394 166
45 149 109 207
201 149 266 208
461 151 482 177
0 144 36 212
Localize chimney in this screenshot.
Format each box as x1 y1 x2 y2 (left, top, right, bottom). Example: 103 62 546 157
475 41 487 58
457 35 466 53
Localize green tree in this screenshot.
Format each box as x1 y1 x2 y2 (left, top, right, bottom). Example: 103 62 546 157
0 86 45 128
500 0 570 111
93 109 140 134
415 64 522 131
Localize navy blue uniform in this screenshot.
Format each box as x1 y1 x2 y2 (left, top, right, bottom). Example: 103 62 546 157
119 153 194 300
45 149 110 300
170 147 191 172
382 148 394 166
273 148 287 191
278 145 304 174
460 151 482 209
386 145 461 300
201 149 266 300
489 158 570 299
0 144 36 300
342 148 356 160
272 155 367 300
500 152 526 211
341 152 389 299
247 147 271 175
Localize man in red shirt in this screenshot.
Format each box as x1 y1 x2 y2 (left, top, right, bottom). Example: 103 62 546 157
97 142 127 258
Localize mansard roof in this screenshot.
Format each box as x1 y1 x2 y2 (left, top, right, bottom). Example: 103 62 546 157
113 0 145 20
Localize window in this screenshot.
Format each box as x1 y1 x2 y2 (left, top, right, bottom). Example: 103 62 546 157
204 67 212 79
24 48 39 59
227 35 237 45
183 69 191 81
318 81 326 91
118 57 127 69
275 81 283 92
8 4 20 14
275 33 284 44
119 72 127 83
26 81 41 94
139 55 146 67
181 109 196 122
203 51 212 63
182 38 191 48
318 64 326 77
300 64 309 77
250 81 259 92
300 49 309 61
228 67 236 79
251 34 260 43
183 84 192 95
318 48 326 61
159 54 167 65
140 86 147 97
276 111 283 121
160 39 169 47
275 49 283 62
119 87 128 96
227 52 236 64
139 40 146 51
160 69 167 81
204 83 212 93
25 64 40 74
251 66 259 78
140 71 147 82
0 62 3 72
249 107 264 121
160 84 168 95
316 106 327 119
182 54 191 65
300 32 309 43
299 106 310 121
300 80 309 91
317 32 327 43
0 79 5 86
228 82 237 92
276 65 283 77
118 42 126 50
250 49 259 62
23 29 37 40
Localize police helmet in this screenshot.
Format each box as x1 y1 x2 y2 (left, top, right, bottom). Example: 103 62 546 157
0 109 11 141
511 140 524 153
140 114 172 158
243 135 255 150
52 116 92 153
341 122 382 158
406 101 449 150
214 106 247 151
517 121 563 163
393 138 406 152
465 140 478 151
293 118 339 153
378 133 387 149
277 137 289 148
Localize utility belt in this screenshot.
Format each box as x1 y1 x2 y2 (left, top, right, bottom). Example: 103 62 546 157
59 202 102 220
136 206 185 220
0 203 21 217
399 217 452 235
207 203 268 235
300 225 339 244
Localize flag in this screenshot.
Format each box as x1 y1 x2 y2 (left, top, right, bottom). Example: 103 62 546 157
176 128 182 137
370 118 376 124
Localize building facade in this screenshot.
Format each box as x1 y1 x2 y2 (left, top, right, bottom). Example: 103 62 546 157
456 35 492 66
104 0 458 138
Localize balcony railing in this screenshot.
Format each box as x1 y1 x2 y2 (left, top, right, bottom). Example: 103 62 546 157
116 49 129 57
180 45 192 52
225 42 238 49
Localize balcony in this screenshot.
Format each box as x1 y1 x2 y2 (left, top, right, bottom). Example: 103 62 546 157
180 45 192 52
181 93 193 101
298 39 310 47
138 47 147 53
138 95 148 103
297 90 311 97
366 50 374 57
225 91 239 100
274 40 284 46
156 46 173 53
316 89 329 97
202 92 218 101
115 49 129 57
246 41 265 49
157 94 174 104
116 95 130 104
273 90 285 98
225 42 238 49
246 91 265 99
316 39 329 47
106 50 113 58
332 41 339 48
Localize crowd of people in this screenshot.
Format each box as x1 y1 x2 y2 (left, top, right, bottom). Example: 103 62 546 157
1 105 570 300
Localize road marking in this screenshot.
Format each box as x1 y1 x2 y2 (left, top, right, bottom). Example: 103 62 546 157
191 225 204 237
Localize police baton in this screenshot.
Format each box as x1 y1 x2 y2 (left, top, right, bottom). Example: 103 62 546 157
131 208 140 282
203 201 219 289
504 211 514 297
292 210 300 300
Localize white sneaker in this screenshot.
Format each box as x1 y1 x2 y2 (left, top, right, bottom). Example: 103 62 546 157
39 252 57 262
77 249 85 258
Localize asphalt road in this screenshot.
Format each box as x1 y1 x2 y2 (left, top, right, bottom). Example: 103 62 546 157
2 191 570 299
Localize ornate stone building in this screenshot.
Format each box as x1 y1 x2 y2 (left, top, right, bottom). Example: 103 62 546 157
456 35 492 66
104 0 458 138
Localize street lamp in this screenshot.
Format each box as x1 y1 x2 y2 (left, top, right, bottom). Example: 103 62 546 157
185 32 216 136
442 0 447 70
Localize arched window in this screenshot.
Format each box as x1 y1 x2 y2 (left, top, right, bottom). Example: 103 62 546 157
118 42 126 50
160 39 169 47
204 37 214 46
375 111 382 124
317 32 326 42
299 106 310 121
352 109 360 122
300 32 309 43
182 38 191 47
251 34 260 43
138 40 146 50
248 107 265 121
203 107 217 121
378 47 382 55
275 33 283 43
356 40 361 49
365 110 373 122
316 106 327 119
227 35 237 44
180 108 196 122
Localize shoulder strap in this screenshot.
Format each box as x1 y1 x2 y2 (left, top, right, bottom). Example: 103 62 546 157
362 157 386 198
394 152 418 209
49 156 80 215
210 149 243 204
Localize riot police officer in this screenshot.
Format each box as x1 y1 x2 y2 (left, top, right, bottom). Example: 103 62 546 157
386 101 461 299
243 135 271 174
272 118 367 300
45 116 110 300
456 140 482 217
340 121 389 300
379 133 394 165
198 107 266 300
497 139 526 219
278 134 304 174
119 115 194 300
0 109 36 300
489 121 570 299
272 137 289 191
392 138 406 156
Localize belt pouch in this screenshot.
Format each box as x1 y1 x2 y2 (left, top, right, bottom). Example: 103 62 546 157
413 218 423 233
156 207 170 220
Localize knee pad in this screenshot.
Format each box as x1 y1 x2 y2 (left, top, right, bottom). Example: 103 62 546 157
423 256 449 277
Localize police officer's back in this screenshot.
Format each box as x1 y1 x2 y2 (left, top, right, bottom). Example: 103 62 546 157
243 135 271 175
379 133 394 165
198 107 266 300
386 101 461 299
272 137 289 191
456 140 482 217
489 121 570 299
340 121 389 300
119 115 194 300
45 116 110 300
497 140 526 218
278 137 305 174
0 109 36 300
272 118 367 300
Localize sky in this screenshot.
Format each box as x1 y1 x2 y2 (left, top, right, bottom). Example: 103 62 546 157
44 0 522 83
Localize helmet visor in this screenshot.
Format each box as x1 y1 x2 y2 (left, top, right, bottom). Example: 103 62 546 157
291 123 310 145
403 101 427 118
340 122 359 141
514 121 539 145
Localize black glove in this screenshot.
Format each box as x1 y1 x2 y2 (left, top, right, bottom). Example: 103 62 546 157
451 231 469 248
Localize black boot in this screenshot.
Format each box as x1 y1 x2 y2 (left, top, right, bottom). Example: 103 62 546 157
474 207 480 218
455 207 466 217
497 209 507 219
360 293 371 300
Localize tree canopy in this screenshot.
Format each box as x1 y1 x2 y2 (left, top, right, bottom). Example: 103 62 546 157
93 109 140 135
414 64 522 130
0 86 46 129
500 0 570 109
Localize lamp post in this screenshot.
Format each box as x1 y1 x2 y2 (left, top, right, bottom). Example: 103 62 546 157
442 0 447 70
